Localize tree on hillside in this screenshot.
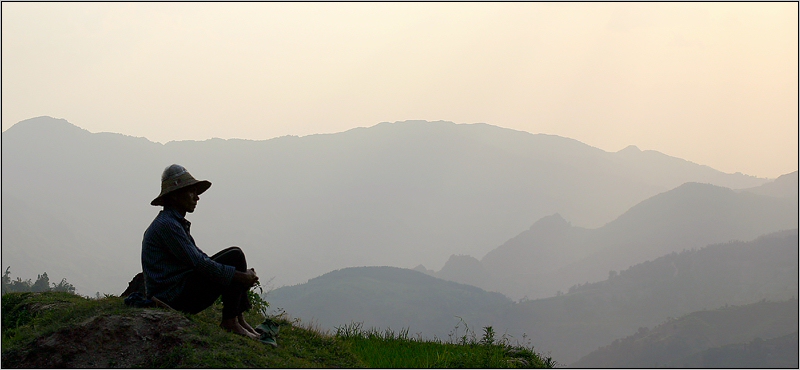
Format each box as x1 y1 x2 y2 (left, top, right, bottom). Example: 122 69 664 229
52 278 76 294
2 267 9 293
2 267 75 295
2 267 34 294
31 273 50 292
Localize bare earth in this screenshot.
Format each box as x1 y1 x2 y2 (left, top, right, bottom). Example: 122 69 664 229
3 309 191 368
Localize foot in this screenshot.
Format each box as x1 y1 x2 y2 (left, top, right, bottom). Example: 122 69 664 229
238 314 259 336
221 318 259 339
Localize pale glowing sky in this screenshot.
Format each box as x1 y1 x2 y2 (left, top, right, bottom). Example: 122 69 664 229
2 2 797 178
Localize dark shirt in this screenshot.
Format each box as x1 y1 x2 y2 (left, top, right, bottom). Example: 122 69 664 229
141 207 235 303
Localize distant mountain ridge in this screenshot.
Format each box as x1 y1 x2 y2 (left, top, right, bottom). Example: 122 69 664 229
672 332 798 368
264 229 798 366
571 299 799 368
495 229 798 364
268 266 510 339
435 181 797 300
2 116 772 295
741 171 798 199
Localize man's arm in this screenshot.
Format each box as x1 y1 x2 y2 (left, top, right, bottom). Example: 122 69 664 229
157 220 235 286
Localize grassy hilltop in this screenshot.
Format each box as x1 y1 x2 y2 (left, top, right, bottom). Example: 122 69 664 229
1 291 555 368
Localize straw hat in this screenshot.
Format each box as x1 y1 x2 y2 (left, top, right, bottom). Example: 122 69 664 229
150 164 212 206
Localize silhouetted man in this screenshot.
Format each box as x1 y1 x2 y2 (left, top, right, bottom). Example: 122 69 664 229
142 164 260 338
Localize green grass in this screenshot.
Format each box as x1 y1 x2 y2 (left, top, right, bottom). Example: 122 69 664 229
2 291 555 368
335 322 556 368
181 302 363 368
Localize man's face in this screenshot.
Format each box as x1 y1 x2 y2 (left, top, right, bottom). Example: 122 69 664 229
171 186 200 213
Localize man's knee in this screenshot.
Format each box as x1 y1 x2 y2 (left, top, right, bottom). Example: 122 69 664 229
212 246 247 271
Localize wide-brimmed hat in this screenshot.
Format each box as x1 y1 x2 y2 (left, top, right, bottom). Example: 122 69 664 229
151 164 212 206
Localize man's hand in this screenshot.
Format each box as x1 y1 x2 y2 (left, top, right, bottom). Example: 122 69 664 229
233 268 259 288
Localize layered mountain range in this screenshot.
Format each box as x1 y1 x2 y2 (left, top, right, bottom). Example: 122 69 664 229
0 116 779 296
433 177 797 299
267 265 511 339
271 229 798 365
4 116 796 365
571 299 798 368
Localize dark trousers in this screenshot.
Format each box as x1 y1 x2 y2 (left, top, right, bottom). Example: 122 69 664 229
168 247 252 319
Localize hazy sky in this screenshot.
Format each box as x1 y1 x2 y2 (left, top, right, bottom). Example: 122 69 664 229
2 2 797 178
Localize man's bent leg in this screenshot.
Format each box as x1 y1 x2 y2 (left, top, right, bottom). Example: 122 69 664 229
211 247 259 338
167 273 222 315
210 247 248 270
210 247 253 320
167 247 250 316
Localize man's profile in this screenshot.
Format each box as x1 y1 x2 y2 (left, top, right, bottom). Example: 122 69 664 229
142 164 261 339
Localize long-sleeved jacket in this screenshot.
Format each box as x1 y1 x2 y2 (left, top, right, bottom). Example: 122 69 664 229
141 207 235 303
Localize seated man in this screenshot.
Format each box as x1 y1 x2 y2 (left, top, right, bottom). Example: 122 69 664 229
142 164 260 339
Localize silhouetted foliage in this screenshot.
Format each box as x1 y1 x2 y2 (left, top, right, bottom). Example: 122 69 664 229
30 273 50 292
2 267 76 295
